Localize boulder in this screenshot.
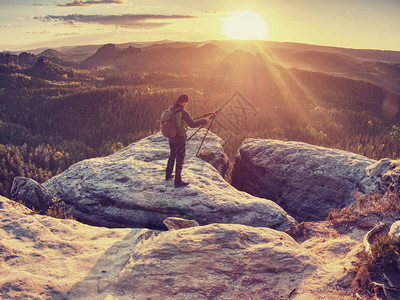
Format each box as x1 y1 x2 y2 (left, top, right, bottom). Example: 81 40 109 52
389 221 400 245
10 177 53 213
163 217 199 230
232 139 400 222
105 224 318 300
37 131 296 230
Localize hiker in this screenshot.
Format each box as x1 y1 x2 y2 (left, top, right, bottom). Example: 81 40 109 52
165 94 211 188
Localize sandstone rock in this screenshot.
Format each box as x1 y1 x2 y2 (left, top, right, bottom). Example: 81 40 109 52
111 223 318 299
232 139 400 222
163 217 199 230
37 131 296 230
0 195 146 299
10 177 53 212
197 149 229 177
380 160 400 192
0 195 358 299
389 221 400 245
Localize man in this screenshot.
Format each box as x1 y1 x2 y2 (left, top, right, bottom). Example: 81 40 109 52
166 94 211 188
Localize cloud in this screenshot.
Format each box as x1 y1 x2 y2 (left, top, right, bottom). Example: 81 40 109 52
0 24 10 28
26 30 51 34
33 14 196 28
55 32 80 36
33 2 43 6
57 0 125 7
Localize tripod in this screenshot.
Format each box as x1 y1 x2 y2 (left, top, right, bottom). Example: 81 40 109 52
187 109 219 157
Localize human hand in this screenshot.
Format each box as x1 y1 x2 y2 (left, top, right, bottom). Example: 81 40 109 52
206 115 213 124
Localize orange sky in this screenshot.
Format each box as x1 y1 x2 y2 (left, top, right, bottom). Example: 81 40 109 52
1 0 399 51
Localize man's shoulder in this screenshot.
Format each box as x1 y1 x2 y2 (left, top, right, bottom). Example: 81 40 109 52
171 105 184 113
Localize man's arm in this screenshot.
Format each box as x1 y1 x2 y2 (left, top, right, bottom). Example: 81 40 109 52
182 110 207 128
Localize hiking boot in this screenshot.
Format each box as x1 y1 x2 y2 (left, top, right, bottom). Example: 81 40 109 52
165 174 174 180
175 181 189 188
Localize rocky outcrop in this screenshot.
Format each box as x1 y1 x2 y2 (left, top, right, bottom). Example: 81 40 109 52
18 52 37 66
107 223 318 300
10 177 53 212
232 139 400 222
3 195 359 299
19 131 296 230
0 52 36 67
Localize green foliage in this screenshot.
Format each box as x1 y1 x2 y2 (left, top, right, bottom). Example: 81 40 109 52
0 57 400 198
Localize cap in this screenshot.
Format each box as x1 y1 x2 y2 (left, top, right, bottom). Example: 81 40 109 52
177 94 189 103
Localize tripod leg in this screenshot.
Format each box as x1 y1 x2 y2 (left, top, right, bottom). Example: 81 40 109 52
186 123 206 142
196 115 216 157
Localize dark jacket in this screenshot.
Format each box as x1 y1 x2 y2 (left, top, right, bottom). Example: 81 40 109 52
169 103 207 142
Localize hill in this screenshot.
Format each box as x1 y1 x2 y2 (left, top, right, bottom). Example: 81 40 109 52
80 42 225 71
25 58 74 81
38 49 77 67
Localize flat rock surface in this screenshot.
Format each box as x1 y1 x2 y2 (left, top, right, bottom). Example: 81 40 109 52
232 138 400 222
40 131 296 230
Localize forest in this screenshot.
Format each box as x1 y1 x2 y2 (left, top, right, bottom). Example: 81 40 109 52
1 42 400 198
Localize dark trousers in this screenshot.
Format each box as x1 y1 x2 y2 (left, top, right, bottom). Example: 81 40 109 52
166 139 186 184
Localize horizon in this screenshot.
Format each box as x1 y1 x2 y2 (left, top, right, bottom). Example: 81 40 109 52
1 0 400 52
5 39 400 55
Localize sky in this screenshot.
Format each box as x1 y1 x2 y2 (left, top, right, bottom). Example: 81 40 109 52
0 0 400 52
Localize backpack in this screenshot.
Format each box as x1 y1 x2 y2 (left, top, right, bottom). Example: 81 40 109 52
160 107 178 138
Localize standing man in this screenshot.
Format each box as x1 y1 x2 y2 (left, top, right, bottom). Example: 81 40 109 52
166 94 210 188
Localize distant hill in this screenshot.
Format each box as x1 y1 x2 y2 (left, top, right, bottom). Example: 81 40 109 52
80 43 142 68
73 40 400 93
8 40 400 94
38 49 78 67
288 51 361 72
260 41 400 63
39 49 64 58
256 44 400 93
25 57 74 81
80 42 226 72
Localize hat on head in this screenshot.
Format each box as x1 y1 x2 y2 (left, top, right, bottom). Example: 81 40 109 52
177 94 189 103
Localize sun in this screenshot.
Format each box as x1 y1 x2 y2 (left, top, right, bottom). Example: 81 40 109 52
222 11 268 40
